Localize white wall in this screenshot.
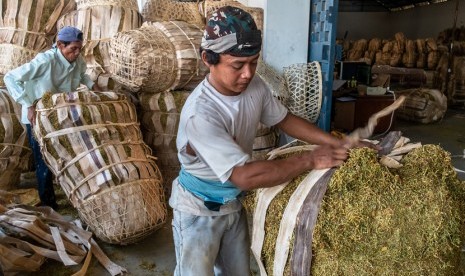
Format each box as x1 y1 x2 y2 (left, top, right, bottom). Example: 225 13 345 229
337 1 465 40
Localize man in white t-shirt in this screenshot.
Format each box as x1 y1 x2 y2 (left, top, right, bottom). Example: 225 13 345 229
170 6 366 275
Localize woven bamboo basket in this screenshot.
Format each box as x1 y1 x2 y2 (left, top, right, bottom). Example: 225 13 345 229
141 0 205 26
284 62 322 123
57 0 142 81
109 21 207 93
202 0 264 31
0 89 30 191
139 90 191 195
396 88 447 124
256 60 289 105
33 91 167 244
0 0 75 74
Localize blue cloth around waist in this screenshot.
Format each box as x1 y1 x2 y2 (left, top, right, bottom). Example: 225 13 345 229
178 167 242 205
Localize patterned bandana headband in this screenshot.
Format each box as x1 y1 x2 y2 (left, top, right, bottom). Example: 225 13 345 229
201 6 262 56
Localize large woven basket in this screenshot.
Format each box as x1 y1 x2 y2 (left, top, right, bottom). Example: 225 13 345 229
57 0 142 81
141 0 204 26
110 21 208 93
139 90 191 195
0 0 75 74
201 0 264 31
34 91 167 244
0 89 30 190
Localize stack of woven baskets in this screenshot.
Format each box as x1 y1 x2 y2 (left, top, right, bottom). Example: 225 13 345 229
57 0 142 89
33 90 167 244
0 89 30 191
0 0 75 75
139 90 190 196
141 0 264 30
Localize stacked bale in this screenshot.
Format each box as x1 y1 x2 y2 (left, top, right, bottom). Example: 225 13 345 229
251 124 278 161
396 88 447 124
33 91 167 244
416 39 427 68
426 38 440 70
202 0 264 31
141 0 204 26
0 89 30 190
0 0 75 74
57 0 142 89
247 143 465 275
402 39 417 68
451 56 465 102
109 20 208 93
346 39 367 61
138 91 190 196
363 38 382 65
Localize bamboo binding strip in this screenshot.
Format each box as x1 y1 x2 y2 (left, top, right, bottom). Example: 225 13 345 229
109 21 208 93
33 91 167 244
141 0 204 26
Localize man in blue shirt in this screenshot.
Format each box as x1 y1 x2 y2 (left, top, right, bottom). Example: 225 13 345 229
4 26 101 209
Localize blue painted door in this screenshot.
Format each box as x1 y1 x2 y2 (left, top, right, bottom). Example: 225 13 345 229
309 0 339 131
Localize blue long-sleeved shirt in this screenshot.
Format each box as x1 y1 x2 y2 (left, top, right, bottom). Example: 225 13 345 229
3 47 94 124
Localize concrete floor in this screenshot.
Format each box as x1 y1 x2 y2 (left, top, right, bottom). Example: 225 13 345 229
15 107 465 275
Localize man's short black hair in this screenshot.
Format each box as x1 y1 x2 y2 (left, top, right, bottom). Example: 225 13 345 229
200 47 220 65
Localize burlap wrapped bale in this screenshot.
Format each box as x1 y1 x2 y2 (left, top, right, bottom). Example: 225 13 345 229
109 21 208 93
139 90 191 196
33 91 167 244
141 0 204 26
0 89 30 190
57 0 142 83
402 40 417 68
396 88 447 124
0 0 75 74
247 144 465 275
347 39 367 61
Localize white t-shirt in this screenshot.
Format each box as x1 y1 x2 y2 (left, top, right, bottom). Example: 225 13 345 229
170 74 287 215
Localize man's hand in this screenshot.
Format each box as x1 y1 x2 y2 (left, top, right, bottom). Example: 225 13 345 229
92 84 102 91
306 144 348 169
27 106 36 126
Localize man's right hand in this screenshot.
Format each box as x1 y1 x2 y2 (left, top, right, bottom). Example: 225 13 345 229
306 144 348 170
27 106 36 126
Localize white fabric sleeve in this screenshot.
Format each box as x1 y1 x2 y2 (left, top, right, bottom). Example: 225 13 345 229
185 115 250 183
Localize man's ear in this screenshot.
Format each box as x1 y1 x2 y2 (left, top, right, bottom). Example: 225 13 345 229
56 41 65 50
201 50 211 67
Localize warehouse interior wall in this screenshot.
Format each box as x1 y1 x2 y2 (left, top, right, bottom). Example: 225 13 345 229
337 1 465 40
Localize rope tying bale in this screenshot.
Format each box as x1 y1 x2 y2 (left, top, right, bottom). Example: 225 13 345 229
33 91 167 245
57 0 142 81
247 142 465 275
284 62 322 123
139 90 191 196
0 89 31 191
109 21 207 93
0 0 76 74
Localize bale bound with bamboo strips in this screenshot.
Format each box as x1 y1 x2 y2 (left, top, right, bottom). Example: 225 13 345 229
0 89 30 191
139 90 191 196
33 91 167 244
201 0 264 31
251 123 278 161
0 0 76 75
57 0 142 82
109 21 208 93
245 142 465 275
284 62 322 123
396 88 447 124
141 0 204 26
